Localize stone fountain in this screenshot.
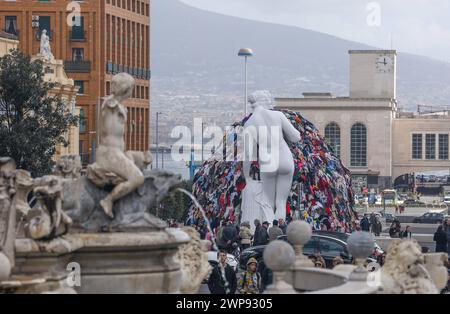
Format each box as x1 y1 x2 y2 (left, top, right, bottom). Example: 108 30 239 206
0 73 209 294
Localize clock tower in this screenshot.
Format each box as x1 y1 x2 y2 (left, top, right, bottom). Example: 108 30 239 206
349 50 397 99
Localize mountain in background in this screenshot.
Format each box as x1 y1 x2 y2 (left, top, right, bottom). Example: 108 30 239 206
151 0 450 143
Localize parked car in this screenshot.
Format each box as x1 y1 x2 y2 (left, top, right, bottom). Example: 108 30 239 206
412 212 445 224
404 199 426 206
240 231 383 269
380 212 396 223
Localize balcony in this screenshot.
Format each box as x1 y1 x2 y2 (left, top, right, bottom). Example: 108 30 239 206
69 30 87 42
105 62 151 79
64 60 92 73
35 30 53 41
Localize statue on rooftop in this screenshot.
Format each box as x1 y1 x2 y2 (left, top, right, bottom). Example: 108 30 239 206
39 29 55 62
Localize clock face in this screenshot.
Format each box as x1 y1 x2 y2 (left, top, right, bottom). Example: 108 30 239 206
376 55 394 73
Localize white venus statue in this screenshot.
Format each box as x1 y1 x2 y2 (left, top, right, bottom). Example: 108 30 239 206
241 91 301 227
39 29 55 62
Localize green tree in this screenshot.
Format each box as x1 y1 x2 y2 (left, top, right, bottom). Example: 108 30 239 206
0 50 78 177
151 180 193 222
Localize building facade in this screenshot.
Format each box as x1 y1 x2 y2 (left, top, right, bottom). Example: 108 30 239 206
0 0 151 164
276 50 450 192
31 55 80 160
0 29 17 56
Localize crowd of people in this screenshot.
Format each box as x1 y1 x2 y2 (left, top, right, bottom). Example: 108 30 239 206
207 250 263 294
206 218 290 294
213 218 290 253
359 213 383 236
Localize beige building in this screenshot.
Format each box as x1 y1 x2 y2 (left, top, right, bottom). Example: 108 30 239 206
0 30 17 56
276 50 450 191
32 56 80 160
1 30 79 160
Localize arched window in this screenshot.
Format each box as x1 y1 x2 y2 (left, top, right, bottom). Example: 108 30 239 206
351 123 367 167
324 122 341 159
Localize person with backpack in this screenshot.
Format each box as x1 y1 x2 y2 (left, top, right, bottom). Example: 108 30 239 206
237 258 261 294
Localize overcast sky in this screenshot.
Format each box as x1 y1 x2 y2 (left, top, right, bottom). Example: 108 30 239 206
181 0 450 63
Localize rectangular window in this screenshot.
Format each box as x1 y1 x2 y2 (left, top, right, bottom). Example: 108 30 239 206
74 80 84 95
38 16 51 39
71 16 85 40
412 134 422 159
72 48 84 62
5 16 18 36
79 108 87 133
439 134 449 160
425 134 436 160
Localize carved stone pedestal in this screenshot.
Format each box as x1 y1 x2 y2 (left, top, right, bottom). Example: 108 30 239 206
9 229 190 294
72 229 189 294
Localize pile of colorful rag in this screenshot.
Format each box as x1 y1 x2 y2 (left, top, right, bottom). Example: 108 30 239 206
187 110 358 232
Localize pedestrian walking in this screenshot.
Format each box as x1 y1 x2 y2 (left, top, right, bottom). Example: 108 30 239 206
268 220 283 242
253 219 261 246
389 220 401 238
207 250 237 294
237 257 261 294
360 214 371 232
401 225 412 239
372 216 382 236
257 260 273 293
434 225 448 253
444 219 450 255
254 221 269 246
221 221 239 253
278 219 287 235
239 222 253 250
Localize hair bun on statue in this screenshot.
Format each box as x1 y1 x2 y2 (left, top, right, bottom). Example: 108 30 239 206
248 90 274 110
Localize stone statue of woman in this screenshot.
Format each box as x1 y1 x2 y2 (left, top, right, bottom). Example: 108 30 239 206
39 29 55 62
242 91 301 221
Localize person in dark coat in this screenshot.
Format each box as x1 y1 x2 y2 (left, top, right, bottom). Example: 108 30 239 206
444 219 450 255
360 215 371 232
278 219 287 235
221 222 239 253
401 225 412 239
434 225 448 253
257 260 273 293
254 221 269 246
253 220 269 246
253 219 261 246
207 250 237 294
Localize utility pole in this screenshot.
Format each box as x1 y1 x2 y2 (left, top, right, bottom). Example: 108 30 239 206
201 122 204 163
155 112 163 169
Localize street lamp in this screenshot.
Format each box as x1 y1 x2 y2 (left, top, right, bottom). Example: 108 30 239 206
155 112 163 169
238 48 254 116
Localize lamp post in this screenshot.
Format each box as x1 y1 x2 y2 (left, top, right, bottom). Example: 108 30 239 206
155 112 163 169
238 48 254 116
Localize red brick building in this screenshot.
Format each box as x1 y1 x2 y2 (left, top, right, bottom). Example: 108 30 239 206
0 0 151 164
